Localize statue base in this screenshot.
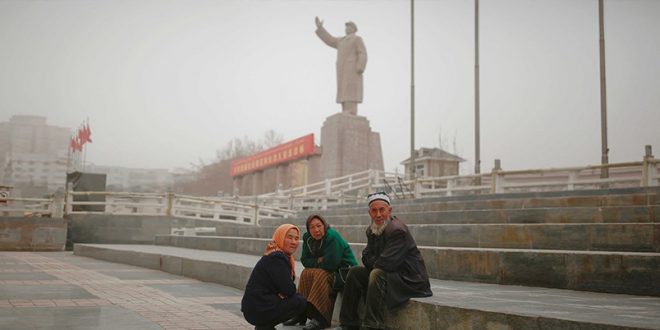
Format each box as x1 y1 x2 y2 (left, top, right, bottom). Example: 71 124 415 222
320 112 384 180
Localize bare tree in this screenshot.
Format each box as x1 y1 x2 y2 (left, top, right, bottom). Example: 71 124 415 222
174 131 286 196
216 131 284 161
261 129 283 149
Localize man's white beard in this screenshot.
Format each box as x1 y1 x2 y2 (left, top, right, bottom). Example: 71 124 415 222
370 218 389 236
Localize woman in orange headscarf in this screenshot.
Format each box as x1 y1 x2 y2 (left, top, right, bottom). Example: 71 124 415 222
241 224 307 330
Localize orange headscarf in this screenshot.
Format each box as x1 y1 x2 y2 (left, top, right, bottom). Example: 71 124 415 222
264 223 300 280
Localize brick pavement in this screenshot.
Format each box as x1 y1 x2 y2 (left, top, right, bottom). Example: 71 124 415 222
0 251 254 330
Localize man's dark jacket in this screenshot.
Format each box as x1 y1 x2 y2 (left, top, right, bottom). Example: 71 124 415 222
362 216 433 308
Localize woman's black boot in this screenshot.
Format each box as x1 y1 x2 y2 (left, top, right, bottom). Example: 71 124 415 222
282 313 307 326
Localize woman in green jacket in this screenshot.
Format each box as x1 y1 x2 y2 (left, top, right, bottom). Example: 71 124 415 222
284 214 357 329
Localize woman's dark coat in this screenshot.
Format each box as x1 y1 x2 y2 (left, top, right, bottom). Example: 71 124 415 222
241 251 301 324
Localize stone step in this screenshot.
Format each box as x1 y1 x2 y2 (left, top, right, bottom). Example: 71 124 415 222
212 222 660 252
293 187 660 216
154 235 660 297
73 243 660 330
420 246 660 297
260 205 660 226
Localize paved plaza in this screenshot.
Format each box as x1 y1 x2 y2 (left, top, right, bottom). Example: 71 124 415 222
0 251 261 330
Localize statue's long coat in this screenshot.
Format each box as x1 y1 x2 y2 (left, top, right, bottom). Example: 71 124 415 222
315 26 367 103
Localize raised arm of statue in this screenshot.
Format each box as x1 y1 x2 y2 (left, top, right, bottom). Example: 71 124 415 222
315 16 339 49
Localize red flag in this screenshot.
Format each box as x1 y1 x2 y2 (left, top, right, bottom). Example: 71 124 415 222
84 123 92 143
69 137 83 152
77 127 85 146
76 122 92 145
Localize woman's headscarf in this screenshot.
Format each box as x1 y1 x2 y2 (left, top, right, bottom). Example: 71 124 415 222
305 214 329 257
264 223 300 280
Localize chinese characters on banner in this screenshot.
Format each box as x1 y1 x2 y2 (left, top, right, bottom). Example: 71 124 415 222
230 134 315 177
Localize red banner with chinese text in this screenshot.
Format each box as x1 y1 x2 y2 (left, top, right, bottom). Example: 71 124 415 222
230 134 315 177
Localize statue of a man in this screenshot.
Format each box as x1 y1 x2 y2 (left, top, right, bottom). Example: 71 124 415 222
315 16 367 115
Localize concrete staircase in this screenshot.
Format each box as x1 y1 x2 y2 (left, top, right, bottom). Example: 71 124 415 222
74 187 660 329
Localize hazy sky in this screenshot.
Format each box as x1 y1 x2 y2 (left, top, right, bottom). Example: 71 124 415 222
1 0 658 174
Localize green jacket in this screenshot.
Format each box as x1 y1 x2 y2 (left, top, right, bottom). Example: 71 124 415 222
301 227 357 271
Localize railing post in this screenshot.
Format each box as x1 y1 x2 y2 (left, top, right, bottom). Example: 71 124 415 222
254 203 260 226
166 193 174 216
51 189 65 218
642 145 655 187
64 191 73 215
446 178 455 197
325 179 331 195
368 170 376 194
567 171 578 191
491 159 504 194
414 180 421 198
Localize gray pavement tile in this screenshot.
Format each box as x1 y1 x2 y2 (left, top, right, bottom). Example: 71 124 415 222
0 284 96 300
0 262 33 271
0 252 254 329
97 270 185 280
34 252 163 271
0 271 58 281
146 282 244 298
0 306 161 330
208 302 243 319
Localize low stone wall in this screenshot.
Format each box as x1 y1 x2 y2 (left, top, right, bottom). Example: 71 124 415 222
66 215 221 248
0 217 66 251
67 214 173 248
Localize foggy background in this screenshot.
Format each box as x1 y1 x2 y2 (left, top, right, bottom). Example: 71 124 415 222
1 0 658 174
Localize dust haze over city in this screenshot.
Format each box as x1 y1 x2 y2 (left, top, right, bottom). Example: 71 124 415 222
1 0 659 176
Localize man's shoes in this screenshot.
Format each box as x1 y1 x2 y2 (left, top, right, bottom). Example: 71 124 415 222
282 314 306 326
302 318 323 330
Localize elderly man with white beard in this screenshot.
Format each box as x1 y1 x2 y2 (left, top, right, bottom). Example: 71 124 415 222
333 192 432 330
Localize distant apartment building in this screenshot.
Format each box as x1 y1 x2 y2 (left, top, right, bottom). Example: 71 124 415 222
3 153 69 193
0 115 73 196
85 164 173 192
1 115 179 195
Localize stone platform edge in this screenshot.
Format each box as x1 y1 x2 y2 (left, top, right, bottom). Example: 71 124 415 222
73 243 658 330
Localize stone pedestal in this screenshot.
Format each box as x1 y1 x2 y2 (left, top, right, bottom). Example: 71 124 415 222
320 113 384 180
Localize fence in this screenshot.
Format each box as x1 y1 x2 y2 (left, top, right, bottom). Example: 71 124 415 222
0 192 295 226
0 196 55 217
247 154 659 207
2 155 658 224
62 192 296 225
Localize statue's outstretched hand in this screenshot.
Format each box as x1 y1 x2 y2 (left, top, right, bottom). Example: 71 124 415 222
315 16 323 28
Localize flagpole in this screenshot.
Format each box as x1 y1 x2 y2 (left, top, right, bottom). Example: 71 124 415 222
66 136 72 174
474 0 481 180
410 0 416 182
598 0 609 179
84 117 90 172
